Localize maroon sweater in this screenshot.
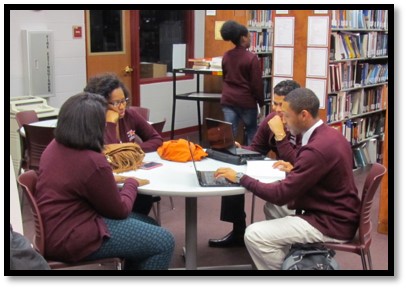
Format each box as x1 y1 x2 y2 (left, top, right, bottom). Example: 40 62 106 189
104 108 163 152
221 46 264 109
243 111 300 163
241 123 360 240
36 140 138 262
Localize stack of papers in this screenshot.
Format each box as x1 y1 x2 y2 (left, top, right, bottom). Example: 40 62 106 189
245 160 286 183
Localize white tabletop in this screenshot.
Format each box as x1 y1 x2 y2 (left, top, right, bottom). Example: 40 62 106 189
119 152 248 197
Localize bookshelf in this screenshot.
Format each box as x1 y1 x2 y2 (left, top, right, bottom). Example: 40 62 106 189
327 10 388 168
247 10 273 115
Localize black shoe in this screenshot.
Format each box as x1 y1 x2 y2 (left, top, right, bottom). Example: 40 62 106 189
208 231 245 248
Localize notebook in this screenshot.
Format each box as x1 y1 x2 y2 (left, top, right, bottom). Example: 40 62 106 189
205 118 264 159
188 142 240 187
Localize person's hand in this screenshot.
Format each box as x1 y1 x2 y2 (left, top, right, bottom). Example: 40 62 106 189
133 177 150 187
235 141 241 148
272 160 293 173
114 175 127 183
214 167 237 183
106 109 119 124
268 115 286 141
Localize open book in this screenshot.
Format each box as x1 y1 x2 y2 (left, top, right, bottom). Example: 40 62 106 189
245 160 286 183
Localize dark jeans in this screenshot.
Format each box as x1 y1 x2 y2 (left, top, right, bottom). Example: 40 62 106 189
222 105 258 145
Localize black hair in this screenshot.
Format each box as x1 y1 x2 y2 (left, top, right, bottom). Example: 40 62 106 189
284 88 320 118
273 80 301 96
220 20 248 46
55 92 107 152
84 73 130 102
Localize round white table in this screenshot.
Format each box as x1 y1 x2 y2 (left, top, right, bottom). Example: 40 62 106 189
120 152 248 270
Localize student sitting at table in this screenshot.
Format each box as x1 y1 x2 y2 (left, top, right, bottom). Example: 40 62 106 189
214 88 360 269
208 80 301 248
36 92 175 270
84 73 162 215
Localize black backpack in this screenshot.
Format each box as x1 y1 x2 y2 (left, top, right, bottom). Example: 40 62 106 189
282 243 339 270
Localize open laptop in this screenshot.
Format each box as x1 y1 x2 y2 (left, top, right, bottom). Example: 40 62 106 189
188 142 240 187
205 118 264 159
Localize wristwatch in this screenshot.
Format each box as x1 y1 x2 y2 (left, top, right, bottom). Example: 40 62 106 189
235 172 245 184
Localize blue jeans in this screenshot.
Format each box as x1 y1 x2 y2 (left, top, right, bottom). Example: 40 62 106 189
83 213 175 270
222 105 258 145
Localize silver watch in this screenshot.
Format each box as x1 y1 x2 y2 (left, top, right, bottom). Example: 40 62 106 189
235 172 244 184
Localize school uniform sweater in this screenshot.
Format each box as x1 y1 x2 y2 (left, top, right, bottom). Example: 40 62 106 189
241 123 360 240
221 46 264 109
104 108 163 152
36 140 138 262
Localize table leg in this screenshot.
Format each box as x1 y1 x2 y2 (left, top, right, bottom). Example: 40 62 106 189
185 197 197 270
196 101 202 142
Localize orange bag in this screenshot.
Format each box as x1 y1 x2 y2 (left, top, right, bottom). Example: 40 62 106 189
157 139 207 162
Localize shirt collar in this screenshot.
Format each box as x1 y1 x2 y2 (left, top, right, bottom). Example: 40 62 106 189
301 119 323 146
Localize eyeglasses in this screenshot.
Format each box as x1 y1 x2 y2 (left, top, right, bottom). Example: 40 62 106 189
109 98 128 107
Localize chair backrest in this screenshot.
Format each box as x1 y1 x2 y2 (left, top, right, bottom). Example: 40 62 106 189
15 110 39 130
17 170 45 255
129 106 150 121
358 163 387 247
23 124 56 170
151 118 166 134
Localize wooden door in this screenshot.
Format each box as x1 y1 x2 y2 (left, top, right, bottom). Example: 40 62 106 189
85 10 140 105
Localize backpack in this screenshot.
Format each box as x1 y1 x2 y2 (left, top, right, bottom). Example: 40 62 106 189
282 243 339 270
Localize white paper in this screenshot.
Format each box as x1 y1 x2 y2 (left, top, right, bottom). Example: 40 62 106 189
306 78 326 109
276 10 289 14
206 10 216 16
172 44 186 70
306 47 328 78
246 160 286 183
307 16 329 46
273 47 294 77
274 17 295 46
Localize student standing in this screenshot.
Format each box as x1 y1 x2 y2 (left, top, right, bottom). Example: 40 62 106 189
220 20 264 145
208 80 300 248
36 92 174 270
214 88 360 269
84 73 162 215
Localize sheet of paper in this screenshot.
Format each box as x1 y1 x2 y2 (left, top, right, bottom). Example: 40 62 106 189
246 160 285 183
307 16 329 46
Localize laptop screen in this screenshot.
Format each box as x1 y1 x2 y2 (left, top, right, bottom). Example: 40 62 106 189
205 118 236 154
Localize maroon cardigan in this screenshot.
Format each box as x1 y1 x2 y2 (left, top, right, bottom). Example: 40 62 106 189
36 140 139 262
104 108 163 152
242 111 300 163
241 123 360 240
221 46 264 109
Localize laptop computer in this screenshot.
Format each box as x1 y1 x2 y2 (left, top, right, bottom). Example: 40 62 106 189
205 118 264 159
188 142 240 187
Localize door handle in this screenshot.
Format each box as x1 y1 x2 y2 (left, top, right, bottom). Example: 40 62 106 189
124 66 134 73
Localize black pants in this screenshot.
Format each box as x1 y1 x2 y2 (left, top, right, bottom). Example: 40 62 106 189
132 194 153 215
220 194 246 227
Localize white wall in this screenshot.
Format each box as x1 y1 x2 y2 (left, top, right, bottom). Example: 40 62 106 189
10 10 87 108
10 10 206 132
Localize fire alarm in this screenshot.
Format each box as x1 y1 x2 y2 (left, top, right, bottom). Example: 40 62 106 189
73 26 82 39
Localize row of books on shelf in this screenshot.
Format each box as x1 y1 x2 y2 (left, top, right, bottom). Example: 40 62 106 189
327 86 387 123
188 57 222 70
330 31 388 61
328 62 388 92
331 9 388 30
247 10 273 28
248 30 273 53
259 55 272 77
330 114 385 146
263 78 271 100
352 137 384 168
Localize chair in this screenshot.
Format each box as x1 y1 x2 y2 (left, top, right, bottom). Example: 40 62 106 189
17 170 124 270
323 163 387 270
129 106 150 121
151 118 166 135
23 124 56 171
15 110 39 173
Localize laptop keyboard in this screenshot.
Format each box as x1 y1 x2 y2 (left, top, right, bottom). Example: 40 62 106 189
201 172 230 185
